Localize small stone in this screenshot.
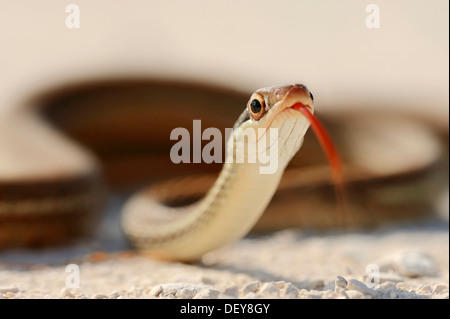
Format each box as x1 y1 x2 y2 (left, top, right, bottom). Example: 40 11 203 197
432 284 448 294
93 294 108 299
60 288 75 298
345 290 365 299
109 292 121 299
379 281 396 290
0 287 19 294
222 286 239 298
241 281 260 294
307 279 324 289
148 285 163 297
396 282 415 292
273 281 287 289
259 283 279 296
193 288 220 299
305 290 324 299
335 276 347 289
417 285 433 294
298 289 309 298
347 279 379 298
282 283 299 298
322 290 339 299
335 287 347 297
243 292 258 299
175 288 197 299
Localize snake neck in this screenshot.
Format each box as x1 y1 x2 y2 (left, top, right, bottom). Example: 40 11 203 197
121 130 293 261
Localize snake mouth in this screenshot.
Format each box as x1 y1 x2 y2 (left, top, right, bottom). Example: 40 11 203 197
290 102 312 112
256 102 312 142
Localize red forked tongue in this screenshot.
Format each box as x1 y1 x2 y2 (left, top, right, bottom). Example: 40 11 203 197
292 103 346 210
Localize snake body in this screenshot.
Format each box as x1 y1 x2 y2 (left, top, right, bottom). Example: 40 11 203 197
122 84 313 260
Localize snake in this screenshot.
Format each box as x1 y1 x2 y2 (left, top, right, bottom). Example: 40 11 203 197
0 79 445 261
122 83 322 261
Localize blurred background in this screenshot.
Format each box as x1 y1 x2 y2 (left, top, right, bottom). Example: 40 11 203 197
0 0 448 123
0 0 448 262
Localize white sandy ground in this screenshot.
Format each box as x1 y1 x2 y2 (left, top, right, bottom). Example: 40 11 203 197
0 191 448 299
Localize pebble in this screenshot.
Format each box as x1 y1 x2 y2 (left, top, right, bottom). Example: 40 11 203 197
193 288 220 299
297 289 309 298
335 276 348 289
345 290 365 299
273 281 287 289
147 283 220 299
222 285 239 298
60 288 75 298
347 279 379 298
334 287 347 297
148 285 163 297
109 292 121 299
259 282 279 296
175 288 197 299
281 283 299 298
241 281 260 294
432 284 448 294
379 281 396 290
396 282 416 292
304 290 324 299
243 292 258 299
417 285 433 294
93 294 108 299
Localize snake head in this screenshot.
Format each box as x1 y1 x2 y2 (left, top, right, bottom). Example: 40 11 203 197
233 83 314 145
234 83 314 130
229 83 315 172
252 83 314 118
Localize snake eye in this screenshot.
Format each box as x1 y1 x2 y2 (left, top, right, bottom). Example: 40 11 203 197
248 95 266 120
309 91 314 101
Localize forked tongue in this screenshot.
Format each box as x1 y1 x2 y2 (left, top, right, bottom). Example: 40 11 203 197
292 103 346 215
